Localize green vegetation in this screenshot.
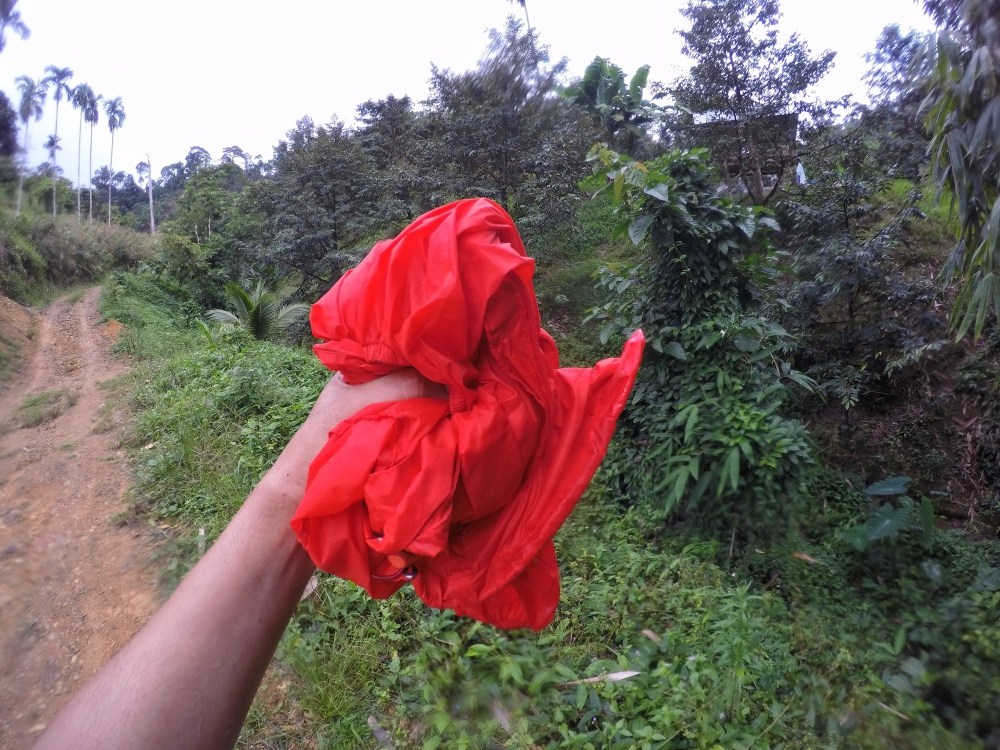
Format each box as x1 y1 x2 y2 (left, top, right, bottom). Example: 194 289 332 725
0 327 21 383
2 1 999 747
10 387 77 428
205 280 309 341
0 211 153 303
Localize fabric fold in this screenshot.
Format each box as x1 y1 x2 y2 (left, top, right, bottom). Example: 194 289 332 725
291 198 644 630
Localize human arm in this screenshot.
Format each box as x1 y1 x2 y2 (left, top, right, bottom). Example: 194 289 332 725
35 370 438 750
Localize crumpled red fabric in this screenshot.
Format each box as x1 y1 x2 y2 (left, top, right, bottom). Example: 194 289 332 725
290 198 644 630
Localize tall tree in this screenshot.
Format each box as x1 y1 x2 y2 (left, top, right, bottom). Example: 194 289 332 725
183 145 211 176
505 0 532 36
103 96 125 225
42 133 62 211
0 91 17 160
248 117 373 298
70 82 96 221
14 74 46 215
43 133 60 165
136 156 155 235
85 91 101 221
673 0 835 204
859 25 928 181
356 94 426 224
0 0 28 53
43 65 73 217
425 18 593 228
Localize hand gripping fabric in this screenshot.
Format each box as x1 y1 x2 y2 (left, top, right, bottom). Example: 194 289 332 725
291 198 645 630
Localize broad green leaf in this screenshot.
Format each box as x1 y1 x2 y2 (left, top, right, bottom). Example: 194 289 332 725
842 526 869 552
628 214 654 245
722 446 740 494
697 331 722 350
684 405 699 443
920 497 936 536
665 341 687 360
643 183 670 202
865 505 910 542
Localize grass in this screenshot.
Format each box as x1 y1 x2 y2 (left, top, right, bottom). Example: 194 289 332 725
92 376 129 436
0 328 19 386
11 388 78 429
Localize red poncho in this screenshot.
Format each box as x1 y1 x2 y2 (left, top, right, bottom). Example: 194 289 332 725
291 198 644 630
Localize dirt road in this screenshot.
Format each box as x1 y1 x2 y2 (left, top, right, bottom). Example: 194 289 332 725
0 288 159 748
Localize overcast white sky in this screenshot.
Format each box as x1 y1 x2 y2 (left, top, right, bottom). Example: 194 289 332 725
3 0 933 186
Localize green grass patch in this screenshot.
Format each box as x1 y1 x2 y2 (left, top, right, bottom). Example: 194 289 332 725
11 388 78 428
0 328 18 386
878 178 962 267
101 272 203 361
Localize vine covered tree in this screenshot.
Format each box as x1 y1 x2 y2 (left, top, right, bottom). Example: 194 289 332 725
43 65 73 216
673 0 835 204
103 96 125 225
14 74 47 215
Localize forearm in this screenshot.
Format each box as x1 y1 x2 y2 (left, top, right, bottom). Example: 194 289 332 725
35 470 315 750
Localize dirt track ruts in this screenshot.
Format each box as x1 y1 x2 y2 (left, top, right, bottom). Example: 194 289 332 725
0 287 159 749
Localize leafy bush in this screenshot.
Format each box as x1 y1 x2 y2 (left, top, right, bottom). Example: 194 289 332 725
777 140 946 424
0 212 154 303
905 576 1000 748
0 213 46 302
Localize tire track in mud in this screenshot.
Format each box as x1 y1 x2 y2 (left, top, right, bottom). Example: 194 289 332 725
0 288 159 748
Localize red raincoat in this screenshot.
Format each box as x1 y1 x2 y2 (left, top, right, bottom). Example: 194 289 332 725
291 198 644 630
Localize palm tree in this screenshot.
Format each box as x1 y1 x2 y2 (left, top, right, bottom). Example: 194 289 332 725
43 65 73 217
70 82 95 221
103 96 124 225
506 0 532 36
85 91 101 221
136 156 155 235
206 280 310 341
43 133 60 211
14 74 47 216
0 0 29 53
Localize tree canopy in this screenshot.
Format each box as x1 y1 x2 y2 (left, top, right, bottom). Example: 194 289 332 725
673 0 835 204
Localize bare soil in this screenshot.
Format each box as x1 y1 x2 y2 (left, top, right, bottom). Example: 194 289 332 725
0 288 160 749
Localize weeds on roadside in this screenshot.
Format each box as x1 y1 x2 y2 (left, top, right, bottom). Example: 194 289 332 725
10 387 78 429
